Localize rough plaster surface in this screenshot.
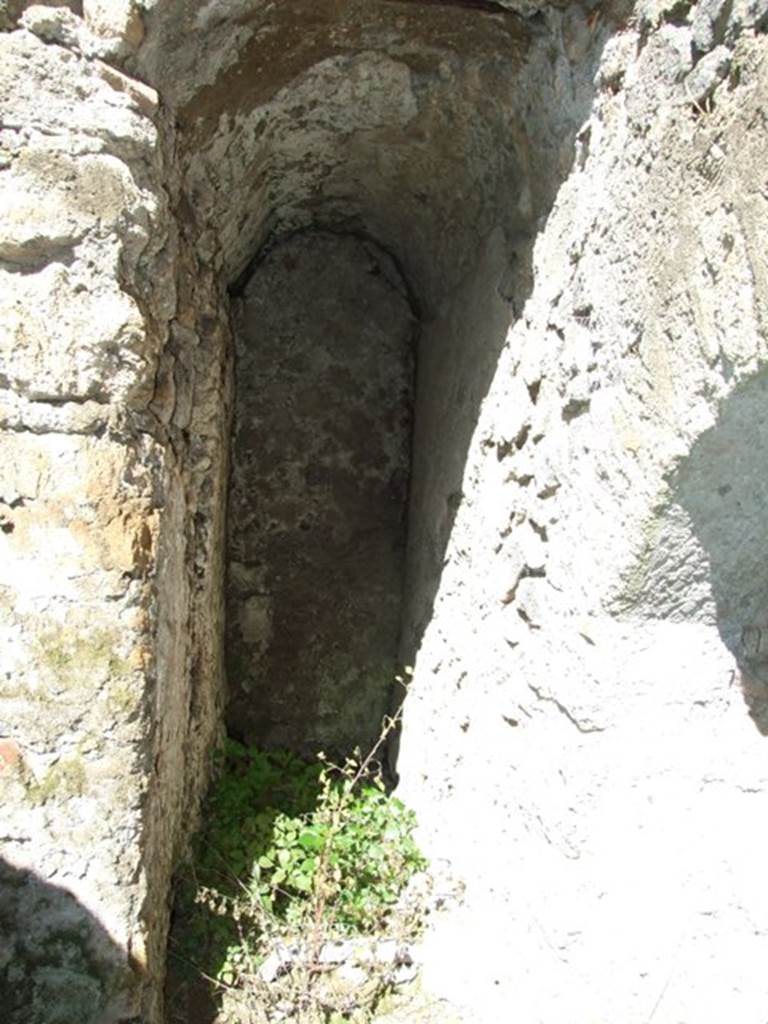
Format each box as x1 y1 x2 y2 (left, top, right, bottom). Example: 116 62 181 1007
135 0 534 313
1 0 768 1021
396 14 768 1024
228 232 415 755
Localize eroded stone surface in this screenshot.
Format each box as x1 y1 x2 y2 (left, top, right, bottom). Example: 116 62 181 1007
136 0 533 313
0 25 230 1024
396 18 768 1024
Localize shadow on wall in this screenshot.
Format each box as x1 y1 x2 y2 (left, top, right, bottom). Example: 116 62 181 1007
398 230 519 665
396 30 621 683
225 231 416 758
0 855 140 1024
674 368 768 735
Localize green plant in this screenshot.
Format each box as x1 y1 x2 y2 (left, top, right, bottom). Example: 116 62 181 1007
171 688 427 1022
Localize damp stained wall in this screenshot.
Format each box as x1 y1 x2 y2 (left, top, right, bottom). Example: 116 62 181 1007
227 232 415 754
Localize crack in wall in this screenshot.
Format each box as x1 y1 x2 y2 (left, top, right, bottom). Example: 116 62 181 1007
527 683 606 733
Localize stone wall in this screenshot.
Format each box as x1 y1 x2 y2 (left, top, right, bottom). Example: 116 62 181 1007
0 16 230 1023
227 231 415 755
1 0 767 1021
395 5 768 1023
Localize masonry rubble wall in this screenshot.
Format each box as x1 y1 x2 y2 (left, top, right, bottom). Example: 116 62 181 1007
227 231 415 756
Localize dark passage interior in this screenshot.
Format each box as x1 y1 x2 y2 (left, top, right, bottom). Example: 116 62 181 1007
226 232 417 755
135 0 575 763
155 3 546 758
139 0 615 1019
